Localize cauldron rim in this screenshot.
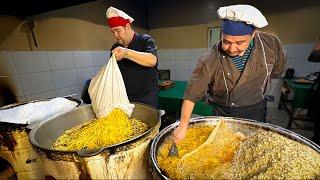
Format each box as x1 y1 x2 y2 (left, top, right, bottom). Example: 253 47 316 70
149 116 320 179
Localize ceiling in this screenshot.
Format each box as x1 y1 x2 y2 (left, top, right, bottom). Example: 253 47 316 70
0 0 99 18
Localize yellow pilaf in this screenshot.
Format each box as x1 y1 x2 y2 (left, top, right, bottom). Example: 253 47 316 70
157 122 320 179
52 108 148 150
157 125 215 179
177 120 245 179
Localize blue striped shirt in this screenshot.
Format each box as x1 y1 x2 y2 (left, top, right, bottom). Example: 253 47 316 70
231 40 254 72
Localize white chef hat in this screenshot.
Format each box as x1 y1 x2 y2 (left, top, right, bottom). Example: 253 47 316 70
106 6 134 28
217 4 268 29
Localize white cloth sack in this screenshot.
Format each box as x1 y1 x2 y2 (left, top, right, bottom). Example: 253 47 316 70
217 4 268 28
88 55 134 118
0 97 78 126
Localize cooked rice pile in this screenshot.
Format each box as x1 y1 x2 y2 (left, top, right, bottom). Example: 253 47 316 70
224 130 320 179
157 122 320 179
52 108 148 151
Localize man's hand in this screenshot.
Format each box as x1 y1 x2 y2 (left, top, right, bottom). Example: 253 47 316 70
172 124 188 143
112 46 127 61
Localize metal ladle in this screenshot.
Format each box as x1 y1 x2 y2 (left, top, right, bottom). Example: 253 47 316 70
168 140 179 157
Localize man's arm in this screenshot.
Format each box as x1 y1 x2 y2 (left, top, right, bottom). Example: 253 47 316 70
172 100 195 143
112 34 158 67
112 47 157 67
172 51 216 143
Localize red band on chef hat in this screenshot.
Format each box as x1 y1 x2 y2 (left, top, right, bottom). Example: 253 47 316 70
107 17 130 28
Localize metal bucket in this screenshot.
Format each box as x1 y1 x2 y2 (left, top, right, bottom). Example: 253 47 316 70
149 116 320 179
29 103 164 179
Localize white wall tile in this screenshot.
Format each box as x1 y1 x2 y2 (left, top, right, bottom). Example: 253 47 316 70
175 57 192 71
52 69 77 89
94 65 104 74
166 50 175 58
290 58 314 76
73 51 94 68
170 70 176 80
157 54 164 62
281 43 319 76
25 91 57 101
16 96 26 103
188 70 193 80
286 59 296 68
76 67 95 84
9 75 24 97
19 72 54 95
190 48 207 57
157 49 165 57
315 63 320 72
55 86 80 97
158 59 175 70
174 49 190 57
0 51 17 75
13 51 50 74
189 59 198 71
76 84 85 97
284 44 314 60
175 70 190 81
47 51 74 70
92 51 109 66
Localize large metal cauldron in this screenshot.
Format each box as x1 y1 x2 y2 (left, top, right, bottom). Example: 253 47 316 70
150 116 320 179
29 103 164 179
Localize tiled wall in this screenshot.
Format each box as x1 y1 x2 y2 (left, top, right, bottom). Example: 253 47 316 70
0 43 318 103
284 43 320 76
157 48 207 81
0 51 109 102
157 43 320 81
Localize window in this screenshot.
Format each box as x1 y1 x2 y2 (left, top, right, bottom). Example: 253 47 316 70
158 70 170 80
207 27 221 49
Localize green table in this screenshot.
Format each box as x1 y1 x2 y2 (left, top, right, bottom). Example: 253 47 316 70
159 81 213 116
285 78 313 109
279 78 313 129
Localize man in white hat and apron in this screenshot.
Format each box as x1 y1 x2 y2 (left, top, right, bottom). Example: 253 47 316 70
172 4 287 142
106 7 159 108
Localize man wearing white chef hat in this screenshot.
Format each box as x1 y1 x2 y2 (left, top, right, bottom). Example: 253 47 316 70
105 7 159 108
172 5 287 143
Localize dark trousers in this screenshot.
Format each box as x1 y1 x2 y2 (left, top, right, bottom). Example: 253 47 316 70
213 100 266 122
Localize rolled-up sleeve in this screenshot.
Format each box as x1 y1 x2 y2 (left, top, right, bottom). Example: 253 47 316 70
271 36 287 78
183 52 216 102
142 34 157 57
